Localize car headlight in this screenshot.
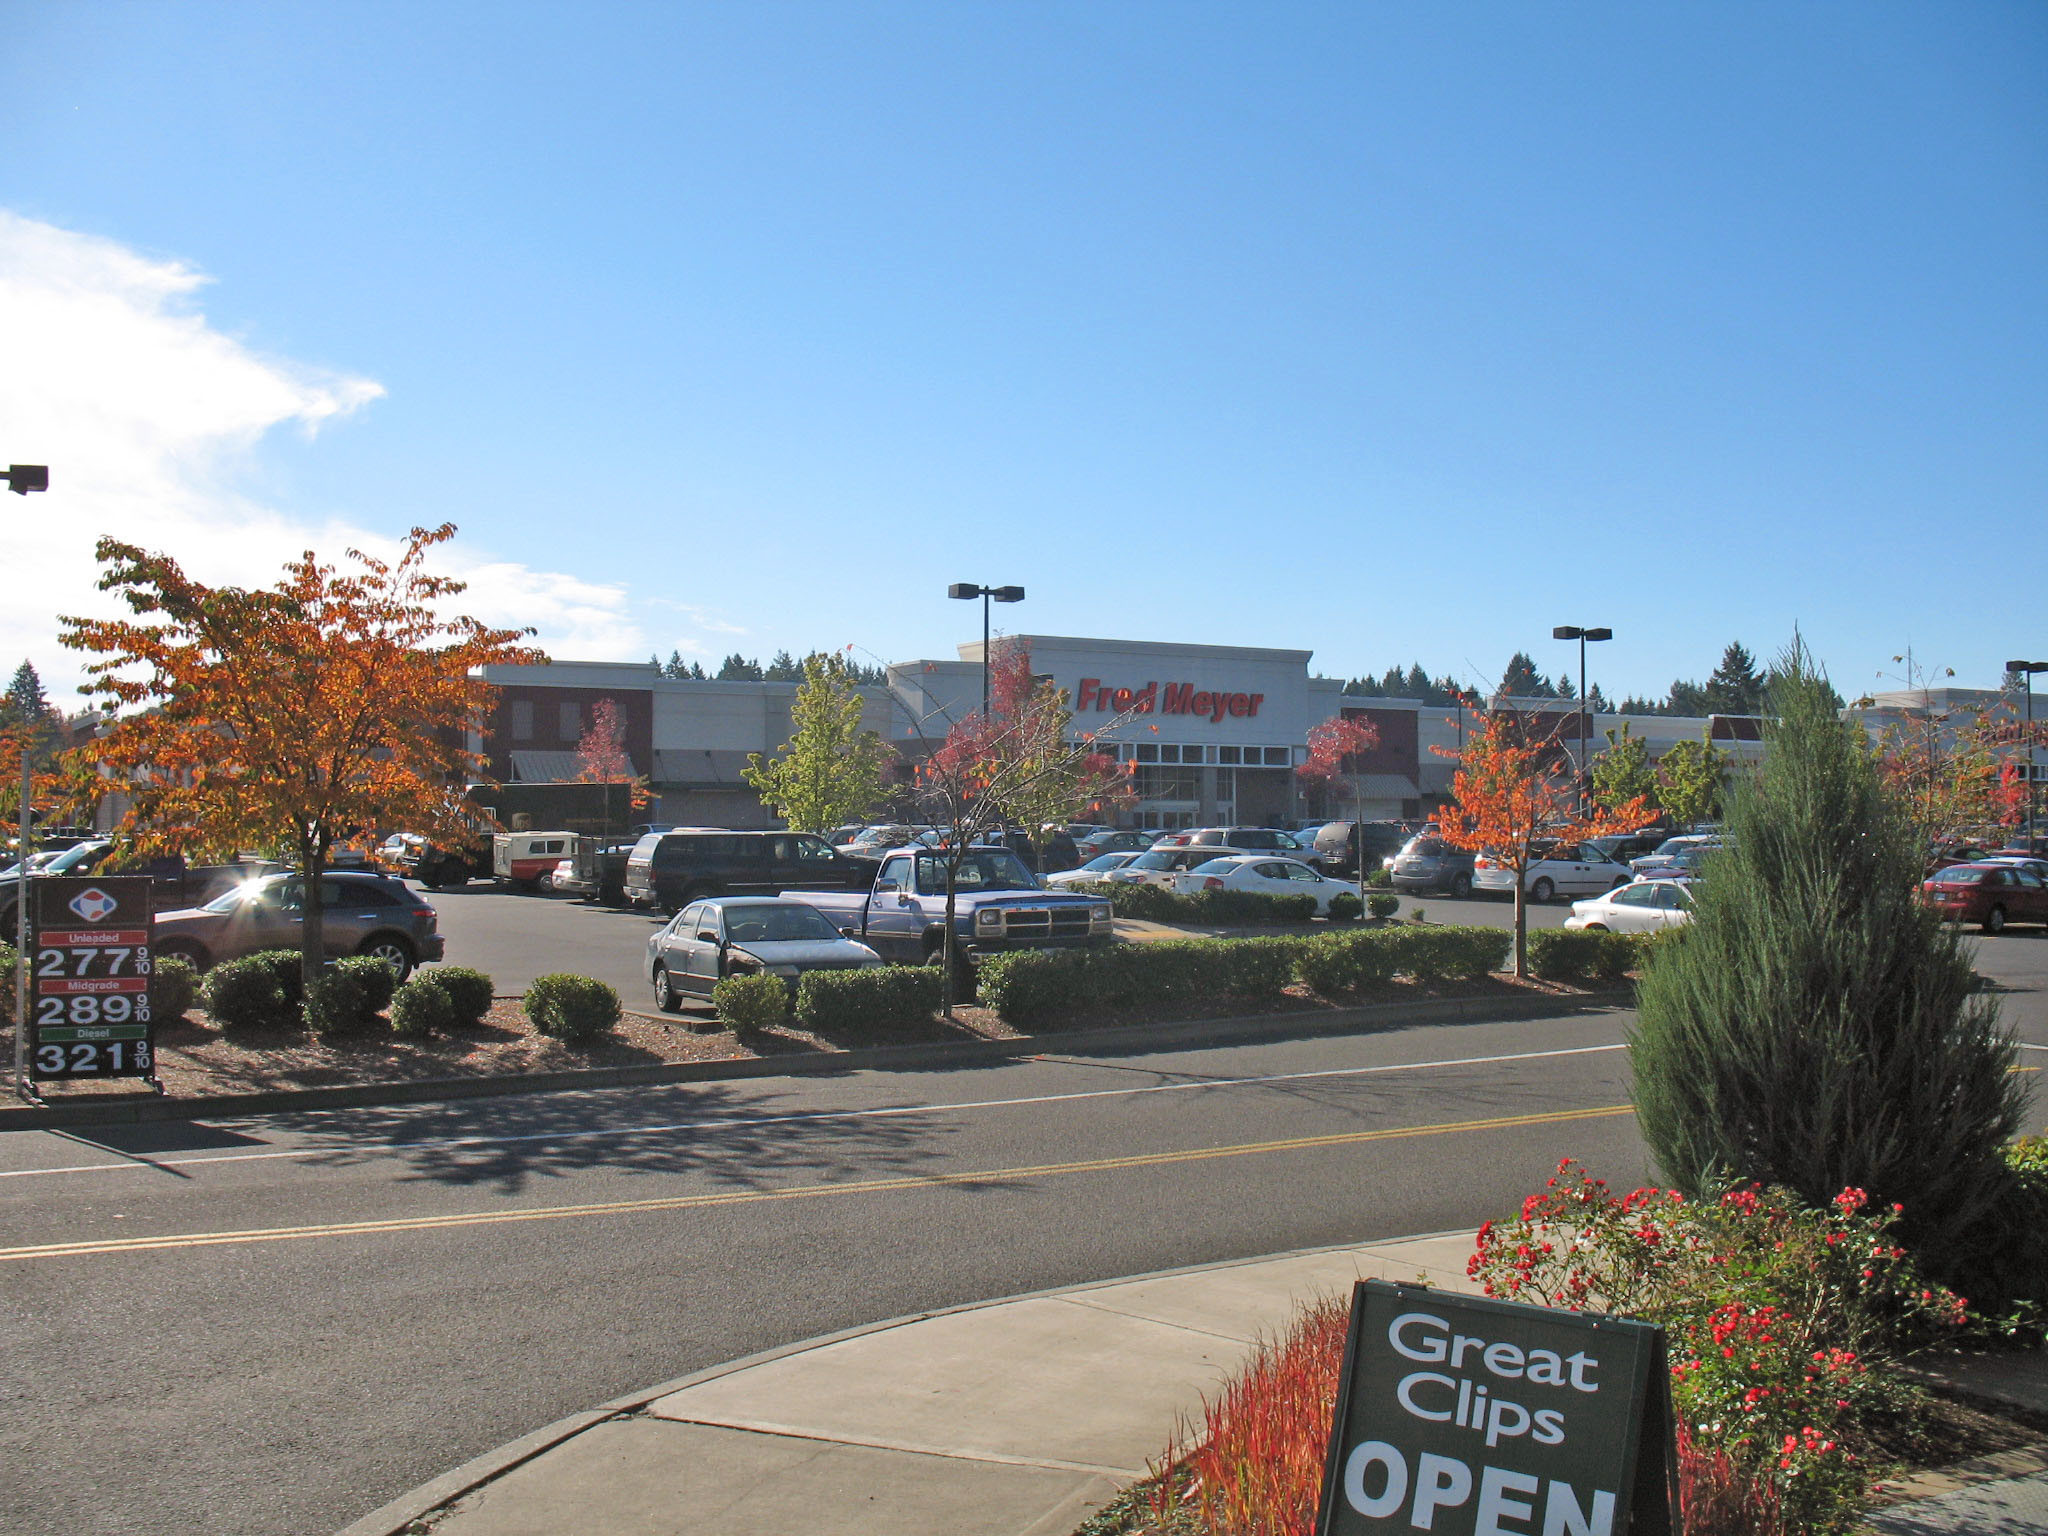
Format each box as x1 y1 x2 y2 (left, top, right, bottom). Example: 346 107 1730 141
975 907 1002 928
1090 904 1113 927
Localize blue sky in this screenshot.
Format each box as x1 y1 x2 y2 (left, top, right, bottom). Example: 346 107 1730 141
4 2 2043 704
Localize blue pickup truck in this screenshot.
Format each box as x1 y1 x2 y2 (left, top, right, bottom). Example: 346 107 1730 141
783 845 1115 965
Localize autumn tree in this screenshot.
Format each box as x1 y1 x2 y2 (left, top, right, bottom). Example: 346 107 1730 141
1655 735 1728 828
742 651 893 833
1432 709 1650 975
1872 699 2024 848
575 698 653 810
914 640 1130 1010
1591 724 1659 818
1295 714 1381 902
60 525 543 994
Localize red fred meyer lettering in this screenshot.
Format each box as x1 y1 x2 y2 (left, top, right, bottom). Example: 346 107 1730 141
1075 678 1262 723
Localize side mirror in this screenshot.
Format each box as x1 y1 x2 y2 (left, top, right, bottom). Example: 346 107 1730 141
837 925 857 938
873 879 899 895
696 930 719 944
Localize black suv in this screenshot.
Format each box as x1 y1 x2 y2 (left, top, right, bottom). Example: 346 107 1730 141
624 830 869 914
1308 820 1414 877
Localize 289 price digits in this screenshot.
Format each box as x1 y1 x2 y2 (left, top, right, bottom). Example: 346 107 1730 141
35 992 153 1026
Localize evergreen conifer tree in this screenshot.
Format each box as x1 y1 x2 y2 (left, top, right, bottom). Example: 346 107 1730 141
1703 642 1765 715
1629 646 2025 1285
1496 652 1554 698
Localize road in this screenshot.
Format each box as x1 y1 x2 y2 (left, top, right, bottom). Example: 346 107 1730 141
2 898 2041 1536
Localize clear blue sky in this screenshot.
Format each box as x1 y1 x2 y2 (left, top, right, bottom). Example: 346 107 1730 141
4 1 2043 704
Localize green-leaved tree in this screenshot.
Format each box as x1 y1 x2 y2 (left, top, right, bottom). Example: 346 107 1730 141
1591 724 1658 818
1629 647 2027 1288
1656 734 1727 827
742 653 892 832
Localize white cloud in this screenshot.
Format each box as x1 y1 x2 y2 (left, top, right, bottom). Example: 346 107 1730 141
0 211 645 700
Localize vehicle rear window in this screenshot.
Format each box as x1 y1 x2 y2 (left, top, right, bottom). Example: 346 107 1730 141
651 834 751 864
1932 868 1986 885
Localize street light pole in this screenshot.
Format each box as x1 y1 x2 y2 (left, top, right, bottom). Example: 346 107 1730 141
1552 625 1612 815
8 464 48 1098
947 583 1025 716
2008 660 2048 851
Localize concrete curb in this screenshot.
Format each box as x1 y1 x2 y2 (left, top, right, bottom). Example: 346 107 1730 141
2 989 1627 1131
332 1230 1472 1536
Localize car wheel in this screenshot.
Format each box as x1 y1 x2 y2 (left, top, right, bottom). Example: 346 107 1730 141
1449 873 1472 899
156 938 209 971
1983 905 2007 935
1530 877 1555 904
1581 923 1608 932
356 935 416 982
1610 876 1629 890
652 965 681 1013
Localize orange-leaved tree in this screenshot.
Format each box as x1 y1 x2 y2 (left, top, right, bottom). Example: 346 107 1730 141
576 697 653 810
60 525 545 993
1295 713 1381 902
1432 707 1651 976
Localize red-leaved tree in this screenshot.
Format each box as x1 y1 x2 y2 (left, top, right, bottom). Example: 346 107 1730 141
1295 714 1381 901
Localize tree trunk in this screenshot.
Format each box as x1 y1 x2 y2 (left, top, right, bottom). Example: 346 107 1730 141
301 832 326 1002
940 843 962 1017
1512 877 1528 978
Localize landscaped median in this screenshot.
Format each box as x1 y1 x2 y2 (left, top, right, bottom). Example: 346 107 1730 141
0 927 1646 1124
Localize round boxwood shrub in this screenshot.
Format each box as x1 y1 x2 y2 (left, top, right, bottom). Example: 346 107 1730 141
388 974 457 1037
712 971 790 1033
1366 892 1400 920
335 954 399 1016
1326 890 1363 922
428 966 495 1027
525 973 620 1041
201 954 296 1031
150 955 200 1021
303 965 372 1036
247 949 307 1009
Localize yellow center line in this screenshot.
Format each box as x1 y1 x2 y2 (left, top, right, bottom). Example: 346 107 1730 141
0 1103 1635 1263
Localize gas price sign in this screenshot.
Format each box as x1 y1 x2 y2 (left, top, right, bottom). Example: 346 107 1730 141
28 876 160 1083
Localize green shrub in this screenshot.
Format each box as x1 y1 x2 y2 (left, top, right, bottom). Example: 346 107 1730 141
1295 931 1397 996
304 965 372 1035
1381 925 1509 982
389 974 457 1037
1631 654 2027 1293
1326 891 1362 922
336 954 399 1015
1365 866 1393 889
201 954 296 1031
713 971 790 1032
1366 892 1400 920
428 966 495 1026
151 955 199 1020
976 937 1316 1027
795 965 944 1035
1529 929 1645 984
525 973 620 1041
0 942 13 1024
249 948 307 1008
1069 882 1317 925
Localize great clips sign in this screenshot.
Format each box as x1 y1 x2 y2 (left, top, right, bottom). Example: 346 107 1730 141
1074 678 1263 724
1316 1281 1675 1536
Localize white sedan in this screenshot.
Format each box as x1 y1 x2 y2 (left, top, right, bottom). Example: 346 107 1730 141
1472 842 1632 902
1045 851 1143 888
1563 879 1695 933
1170 855 1353 914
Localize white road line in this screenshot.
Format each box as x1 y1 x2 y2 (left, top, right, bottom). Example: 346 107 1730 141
0 1042 1631 1181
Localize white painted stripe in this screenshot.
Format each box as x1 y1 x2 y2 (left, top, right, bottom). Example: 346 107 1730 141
0 1043 1631 1181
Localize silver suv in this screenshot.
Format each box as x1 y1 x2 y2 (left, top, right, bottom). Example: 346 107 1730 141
1149 826 1326 870
154 872 446 980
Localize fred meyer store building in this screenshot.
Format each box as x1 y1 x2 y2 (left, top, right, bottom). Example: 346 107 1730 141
476 634 1757 831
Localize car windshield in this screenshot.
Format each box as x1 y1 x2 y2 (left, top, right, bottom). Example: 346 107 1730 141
722 904 842 944
1128 850 1178 870
913 851 1036 890
202 879 275 913
1078 853 1130 872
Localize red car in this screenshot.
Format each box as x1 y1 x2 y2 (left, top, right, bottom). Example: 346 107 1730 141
1920 862 2048 934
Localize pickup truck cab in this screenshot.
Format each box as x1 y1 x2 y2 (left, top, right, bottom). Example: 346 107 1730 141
783 845 1115 965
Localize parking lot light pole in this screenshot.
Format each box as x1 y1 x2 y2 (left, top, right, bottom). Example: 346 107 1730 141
947 583 1025 716
9 464 48 1095
1552 626 1612 815
2009 660 2048 850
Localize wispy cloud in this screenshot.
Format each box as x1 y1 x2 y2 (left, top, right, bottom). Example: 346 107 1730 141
0 211 645 698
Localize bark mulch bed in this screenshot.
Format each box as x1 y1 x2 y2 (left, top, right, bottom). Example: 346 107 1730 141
2 974 1594 1105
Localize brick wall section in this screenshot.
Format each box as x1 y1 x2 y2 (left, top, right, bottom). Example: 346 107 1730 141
482 684 655 780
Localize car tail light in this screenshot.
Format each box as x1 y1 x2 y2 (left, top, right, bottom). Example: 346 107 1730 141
1203 877 1225 890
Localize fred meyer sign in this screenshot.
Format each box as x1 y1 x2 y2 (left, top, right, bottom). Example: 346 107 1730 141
1317 1281 1674 1536
1073 677 1263 723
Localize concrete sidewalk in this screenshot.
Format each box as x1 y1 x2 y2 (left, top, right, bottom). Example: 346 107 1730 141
342 1233 2048 1536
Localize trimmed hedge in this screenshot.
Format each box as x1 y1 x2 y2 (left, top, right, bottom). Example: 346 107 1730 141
525 973 620 1041
713 971 791 1032
1366 893 1400 919
389 974 457 1037
978 925 1520 1026
795 966 944 1035
1067 882 1323 925
427 966 495 1027
1526 928 1644 984
201 953 298 1031
304 965 372 1035
151 955 199 1020
1327 891 1363 922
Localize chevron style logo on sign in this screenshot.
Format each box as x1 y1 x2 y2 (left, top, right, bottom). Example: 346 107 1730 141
67 888 120 924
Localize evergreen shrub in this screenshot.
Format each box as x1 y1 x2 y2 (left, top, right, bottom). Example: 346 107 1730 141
795 966 943 1034
1629 652 2027 1292
304 965 372 1035
427 966 495 1027
0 942 14 1023
336 955 399 1015
525 973 620 1041
389 974 456 1037
1295 932 1397 995
1527 929 1641 985
1326 891 1363 922
201 954 296 1031
151 956 199 1020
1365 867 1393 889
713 971 790 1032
1366 892 1400 919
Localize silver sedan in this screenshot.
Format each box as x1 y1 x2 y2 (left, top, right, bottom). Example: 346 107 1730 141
646 896 882 1012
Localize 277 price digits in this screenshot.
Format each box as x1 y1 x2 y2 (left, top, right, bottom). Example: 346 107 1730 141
36 946 151 977
34 1040 154 1075
36 993 152 1026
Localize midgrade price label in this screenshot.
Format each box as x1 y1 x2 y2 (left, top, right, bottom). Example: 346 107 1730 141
29 877 160 1085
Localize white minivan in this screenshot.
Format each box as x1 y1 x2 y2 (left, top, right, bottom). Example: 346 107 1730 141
1472 842 1632 903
